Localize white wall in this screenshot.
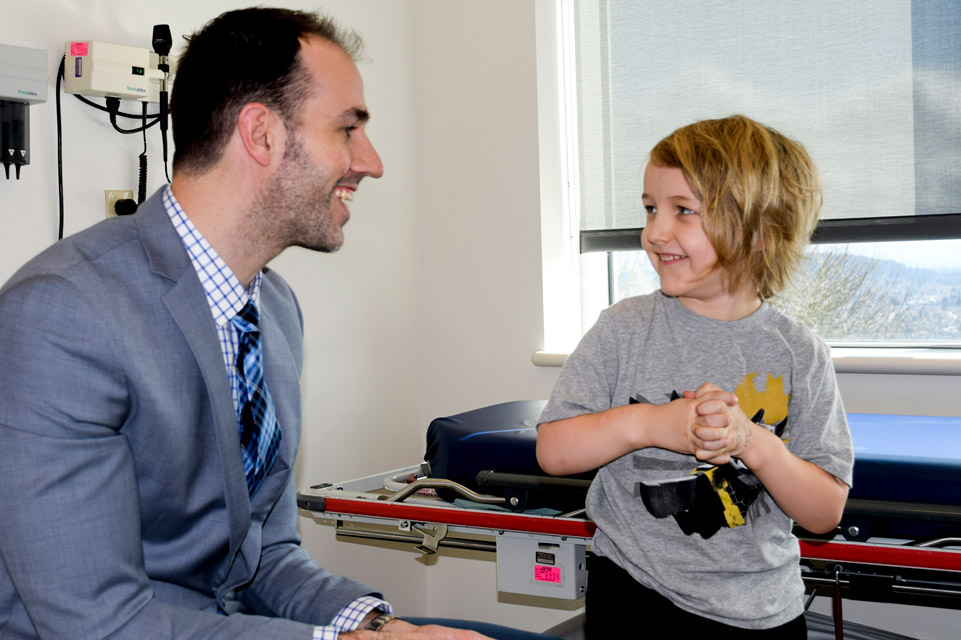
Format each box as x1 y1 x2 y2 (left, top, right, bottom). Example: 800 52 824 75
405 1 573 631
2 1 959 637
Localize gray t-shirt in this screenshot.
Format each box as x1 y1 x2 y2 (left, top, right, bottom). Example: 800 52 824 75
540 291 854 629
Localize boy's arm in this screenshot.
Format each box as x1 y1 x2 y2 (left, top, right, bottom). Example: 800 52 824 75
536 391 728 476
536 406 649 476
744 429 849 534
689 391 849 534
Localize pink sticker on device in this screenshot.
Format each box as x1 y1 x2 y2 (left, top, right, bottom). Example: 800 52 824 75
70 42 89 56
533 565 562 583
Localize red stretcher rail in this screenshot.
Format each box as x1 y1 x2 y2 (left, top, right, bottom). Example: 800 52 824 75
307 492 961 576
799 538 961 574
307 493 597 539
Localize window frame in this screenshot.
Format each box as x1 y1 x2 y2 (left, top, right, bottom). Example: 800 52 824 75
582 213 961 254
595 217 961 353
533 1 961 373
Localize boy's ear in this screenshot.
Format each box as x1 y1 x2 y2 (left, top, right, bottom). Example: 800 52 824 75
236 102 282 167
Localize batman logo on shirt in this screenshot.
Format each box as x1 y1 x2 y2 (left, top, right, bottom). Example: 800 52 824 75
632 373 790 539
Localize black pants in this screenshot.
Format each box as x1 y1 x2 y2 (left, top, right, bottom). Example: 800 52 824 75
585 556 807 639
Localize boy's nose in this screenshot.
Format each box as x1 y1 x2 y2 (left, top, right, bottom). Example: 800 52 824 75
643 215 671 245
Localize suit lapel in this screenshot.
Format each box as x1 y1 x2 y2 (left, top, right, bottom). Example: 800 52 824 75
258 295 298 476
135 193 252 561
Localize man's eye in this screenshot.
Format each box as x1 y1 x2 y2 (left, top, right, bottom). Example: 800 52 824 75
344 125 358 137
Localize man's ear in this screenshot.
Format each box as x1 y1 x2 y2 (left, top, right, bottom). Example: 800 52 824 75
236 102 282 167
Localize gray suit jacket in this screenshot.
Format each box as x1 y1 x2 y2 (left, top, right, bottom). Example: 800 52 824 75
0 189 377 639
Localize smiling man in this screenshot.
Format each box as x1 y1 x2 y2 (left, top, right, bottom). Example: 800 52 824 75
0 8 555 640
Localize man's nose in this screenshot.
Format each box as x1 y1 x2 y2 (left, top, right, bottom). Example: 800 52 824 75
353 131 384 179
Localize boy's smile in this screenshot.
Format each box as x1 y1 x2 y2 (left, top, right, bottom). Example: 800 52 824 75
641 164 759 320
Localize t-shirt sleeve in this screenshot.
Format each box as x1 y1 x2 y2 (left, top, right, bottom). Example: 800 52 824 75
785 337 855 487
539 308 620 425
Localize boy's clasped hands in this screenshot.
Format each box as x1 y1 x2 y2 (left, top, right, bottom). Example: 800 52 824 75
679 383 757 466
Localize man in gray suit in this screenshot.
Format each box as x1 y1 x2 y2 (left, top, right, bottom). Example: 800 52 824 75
0 8 556 640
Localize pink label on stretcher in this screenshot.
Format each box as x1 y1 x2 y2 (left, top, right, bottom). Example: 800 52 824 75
70 42 89 56
533 565 562 583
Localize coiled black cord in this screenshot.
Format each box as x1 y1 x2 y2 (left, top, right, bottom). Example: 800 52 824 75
138 103 148 204
56 56 65 240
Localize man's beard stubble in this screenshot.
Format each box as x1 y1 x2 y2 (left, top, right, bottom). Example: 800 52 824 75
250 129 345 255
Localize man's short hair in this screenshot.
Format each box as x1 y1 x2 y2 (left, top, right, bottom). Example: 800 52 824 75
649 115 822 300
170 7 364 175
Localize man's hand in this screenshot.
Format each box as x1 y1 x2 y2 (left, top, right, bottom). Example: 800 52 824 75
341 618 494 639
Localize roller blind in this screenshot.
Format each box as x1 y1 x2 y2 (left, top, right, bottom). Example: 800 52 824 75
571 0 961 252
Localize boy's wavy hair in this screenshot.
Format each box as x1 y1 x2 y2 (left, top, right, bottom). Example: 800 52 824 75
649 115 822 300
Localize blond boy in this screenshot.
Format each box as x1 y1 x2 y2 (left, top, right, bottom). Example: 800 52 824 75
537 115 853 637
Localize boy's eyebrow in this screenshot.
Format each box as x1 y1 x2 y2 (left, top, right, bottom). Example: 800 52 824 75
641 192 700 204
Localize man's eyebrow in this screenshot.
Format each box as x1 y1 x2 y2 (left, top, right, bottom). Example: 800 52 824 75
343 107 370 123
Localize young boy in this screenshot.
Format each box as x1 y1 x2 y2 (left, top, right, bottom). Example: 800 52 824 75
536 115 853 638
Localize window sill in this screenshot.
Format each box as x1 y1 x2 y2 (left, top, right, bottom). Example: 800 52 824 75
532 348 961 376
829 347 961 376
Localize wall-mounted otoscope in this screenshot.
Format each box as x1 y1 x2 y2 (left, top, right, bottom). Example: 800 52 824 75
0 43 48 180
152 25 172 178
62 25 173 215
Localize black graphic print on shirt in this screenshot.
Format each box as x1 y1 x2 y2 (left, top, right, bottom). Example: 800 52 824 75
632 373 791 539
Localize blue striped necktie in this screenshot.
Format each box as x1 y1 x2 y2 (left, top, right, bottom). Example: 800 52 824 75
232 300 282 497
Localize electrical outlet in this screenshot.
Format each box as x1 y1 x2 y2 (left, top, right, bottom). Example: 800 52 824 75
105 189 134 217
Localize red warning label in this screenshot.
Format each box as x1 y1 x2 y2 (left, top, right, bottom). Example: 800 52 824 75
533 565 562 583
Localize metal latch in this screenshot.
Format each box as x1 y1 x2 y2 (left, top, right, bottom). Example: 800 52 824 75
412 523 449 555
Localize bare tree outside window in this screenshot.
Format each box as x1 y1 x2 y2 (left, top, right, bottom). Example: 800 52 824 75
609 239 961 345
772 248 913 341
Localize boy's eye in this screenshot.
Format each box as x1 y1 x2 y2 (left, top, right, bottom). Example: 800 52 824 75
644 205 656 215
679 207 697 216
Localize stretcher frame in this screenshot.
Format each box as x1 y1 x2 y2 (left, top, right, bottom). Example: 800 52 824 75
297 466 961 608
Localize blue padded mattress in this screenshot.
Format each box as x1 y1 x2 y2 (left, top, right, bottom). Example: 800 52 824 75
423 402 961 542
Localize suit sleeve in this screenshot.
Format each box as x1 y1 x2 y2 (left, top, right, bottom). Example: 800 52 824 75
240 474 384 624
0 274 315 639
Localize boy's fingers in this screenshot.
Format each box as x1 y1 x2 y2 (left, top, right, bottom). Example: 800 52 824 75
693 425 729 445
694 382 722 396
695 399 724 416
695 389 739 407
695 448 731 465
695 405 733 426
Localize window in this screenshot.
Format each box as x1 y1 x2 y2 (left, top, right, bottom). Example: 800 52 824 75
558 0 961 349
609 238 961 345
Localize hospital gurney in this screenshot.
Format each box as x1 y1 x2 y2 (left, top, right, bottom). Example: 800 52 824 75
297 403 961 609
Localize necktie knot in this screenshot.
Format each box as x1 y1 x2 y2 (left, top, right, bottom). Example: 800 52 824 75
232 300 260 334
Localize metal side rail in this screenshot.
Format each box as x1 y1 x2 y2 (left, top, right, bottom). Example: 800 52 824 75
298 466 961 605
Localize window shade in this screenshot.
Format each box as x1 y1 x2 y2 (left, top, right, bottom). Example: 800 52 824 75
572 0 961 251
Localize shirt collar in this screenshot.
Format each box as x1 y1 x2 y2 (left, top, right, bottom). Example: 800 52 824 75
162 185 262 327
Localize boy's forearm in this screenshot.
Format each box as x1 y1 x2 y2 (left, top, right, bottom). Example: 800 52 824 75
536 403 662 476
742 428 849 534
